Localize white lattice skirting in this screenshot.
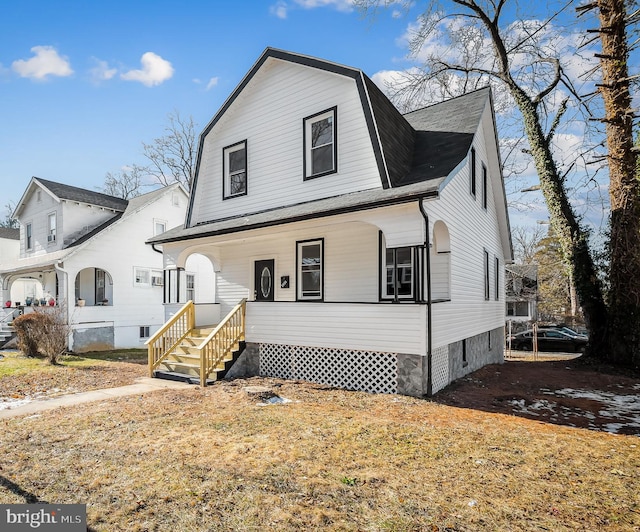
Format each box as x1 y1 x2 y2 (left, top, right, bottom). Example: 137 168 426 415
431 345 450 394
259 343 398 394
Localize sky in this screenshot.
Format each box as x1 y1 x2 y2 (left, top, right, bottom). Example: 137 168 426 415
0 0 618 231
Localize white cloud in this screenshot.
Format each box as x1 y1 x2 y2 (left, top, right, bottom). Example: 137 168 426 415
89 58 117 83
12 45 73 80
206 77 219 90
294 0 354 11
121 52 174 87
270 1 288 18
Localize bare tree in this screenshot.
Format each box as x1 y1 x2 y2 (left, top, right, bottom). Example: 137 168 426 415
102 110 198 198
141 110 197 191
102 166 144 199
356 0 610 358
511 225 547 264
0 201 18 228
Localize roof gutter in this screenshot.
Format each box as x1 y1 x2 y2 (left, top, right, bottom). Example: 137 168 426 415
419 197 433 397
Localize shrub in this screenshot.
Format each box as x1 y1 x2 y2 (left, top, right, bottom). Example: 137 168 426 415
12 307 70 364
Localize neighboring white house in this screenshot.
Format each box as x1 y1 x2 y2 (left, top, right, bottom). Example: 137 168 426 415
148 48 513 396
505 264 538 324
0 178 214 351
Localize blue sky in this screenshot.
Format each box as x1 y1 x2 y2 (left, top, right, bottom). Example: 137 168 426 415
1 0 417 208
0 0 617 232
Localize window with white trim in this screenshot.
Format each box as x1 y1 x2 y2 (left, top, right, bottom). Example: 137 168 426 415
47 213 56 243
139 326 150 339
186 273 195 301
382 246 415 301
297 239 323 300
223 140 247 198
154 219 166 236
134 267 150 286
25 223 32 250
304 107 336 179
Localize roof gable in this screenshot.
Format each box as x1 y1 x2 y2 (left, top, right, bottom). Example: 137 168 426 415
13 177 129 219
186 48 417 226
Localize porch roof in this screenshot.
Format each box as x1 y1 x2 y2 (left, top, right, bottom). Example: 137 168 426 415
0 249 69 276
148 179 441 245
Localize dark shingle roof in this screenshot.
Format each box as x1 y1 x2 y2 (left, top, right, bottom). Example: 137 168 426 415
400 87 490 186
35 177 129 211
0 227 19 240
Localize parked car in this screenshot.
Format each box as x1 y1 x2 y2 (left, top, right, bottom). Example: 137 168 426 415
546 324 589 339
507 328 588 353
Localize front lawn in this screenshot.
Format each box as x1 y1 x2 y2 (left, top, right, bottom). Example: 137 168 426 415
1 375 638 531
0 349 147 400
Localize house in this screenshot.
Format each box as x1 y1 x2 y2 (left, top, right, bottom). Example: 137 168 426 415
0 178 210 351
0 227 20 344
505 264 538 325
147 48 513 396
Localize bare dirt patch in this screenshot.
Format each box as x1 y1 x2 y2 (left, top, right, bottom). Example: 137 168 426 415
437 353 640 436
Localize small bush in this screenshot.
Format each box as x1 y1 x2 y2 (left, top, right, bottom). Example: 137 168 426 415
12 313 47 357
12 307 70 364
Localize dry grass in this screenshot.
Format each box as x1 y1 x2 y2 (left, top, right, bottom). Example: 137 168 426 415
0 349 147 399
1 375 639 531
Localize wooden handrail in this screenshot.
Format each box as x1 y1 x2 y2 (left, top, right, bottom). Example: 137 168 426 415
198 299 246 386
147 300 195 377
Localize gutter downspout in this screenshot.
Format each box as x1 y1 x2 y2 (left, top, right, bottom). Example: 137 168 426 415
419 198 433 396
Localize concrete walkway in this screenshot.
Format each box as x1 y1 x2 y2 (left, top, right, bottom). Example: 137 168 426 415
0 377 192 420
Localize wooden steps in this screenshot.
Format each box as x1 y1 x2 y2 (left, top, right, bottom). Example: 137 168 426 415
153 323 245 384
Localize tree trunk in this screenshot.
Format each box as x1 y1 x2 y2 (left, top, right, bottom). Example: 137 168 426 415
598 0 640 368
510 87 609 357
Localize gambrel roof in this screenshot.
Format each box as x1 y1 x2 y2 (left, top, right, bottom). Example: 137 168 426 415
153 49 500 246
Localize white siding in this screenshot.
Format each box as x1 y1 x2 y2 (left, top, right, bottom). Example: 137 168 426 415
190 59 382 224
425 102 506 349
212 220 381 315
247 302 427 355
64 188 188 349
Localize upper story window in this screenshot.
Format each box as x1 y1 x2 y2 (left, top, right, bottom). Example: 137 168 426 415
482 164 488 210
297 239 324 300
154 219 167 236
223 140 247 199
47 213 56 243
25 223 32 250
304 107 337 180
470 147 477 198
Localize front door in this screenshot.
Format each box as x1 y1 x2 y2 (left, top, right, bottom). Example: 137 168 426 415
254 259 275 301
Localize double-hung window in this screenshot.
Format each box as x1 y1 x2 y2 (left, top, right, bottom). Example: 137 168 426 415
223 140 247 199
25 223 32 250
482 164 488 210
186 274 195 302
304 107 337 179
297 239 323 300
47 213 56 243
382 246 415 301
